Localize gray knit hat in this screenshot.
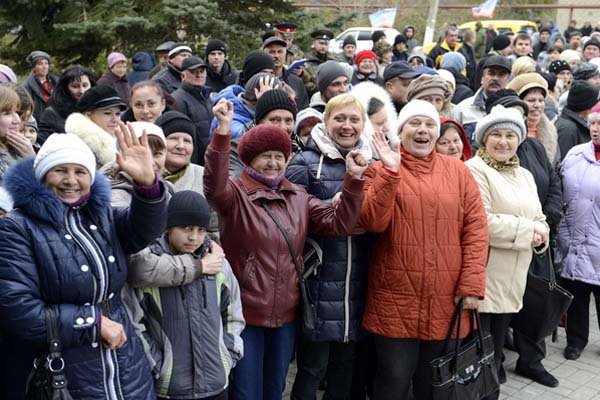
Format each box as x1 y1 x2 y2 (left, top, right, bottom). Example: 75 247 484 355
244 72 278 102
474 105 527 147
317 61 347 94
573 62 599 81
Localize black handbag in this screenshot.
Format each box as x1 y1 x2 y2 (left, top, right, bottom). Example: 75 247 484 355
25 307 73 400
260 201 317 333
511 252 574 343
430 300 499 400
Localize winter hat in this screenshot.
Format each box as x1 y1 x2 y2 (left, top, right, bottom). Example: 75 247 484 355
511 57 536 77
0 187 13 213
26 116 38 132
583 38 600 53
168 44 193 59
396 99 440 136
205 39 227 56
437 69 456 94
107 52 127 69
474 105 527 147
239 50 275 87
373 43 393 59
559 49 581 65
355 50 377 65
589 57 600 70
34 133 97 183
394 34 407 46
317 61 347 94
573 62 599 81
0 64 17 83
77 85 127 112
343 35 357 47
492 35 511 51
294 108 324 135
440 52 466 73
238 125 292 165
549 60 571 74
383 61 419 82
372 31 386 43
244 72 278 102
167 190 211 229
26 50 51 67
406 74 452 103
540 27 552 35
254 89 298 124
155 111 195 139
129 121 167 146
484 88 529 115
567 80 600 112
506 72 548 98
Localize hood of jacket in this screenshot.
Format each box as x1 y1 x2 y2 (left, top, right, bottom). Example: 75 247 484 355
64 112 117 168
439 117 473 160
131 51 155 72
3 157 111 227
309 92 326 110
213 84 252 119
350 81 399 145
310 122 373 161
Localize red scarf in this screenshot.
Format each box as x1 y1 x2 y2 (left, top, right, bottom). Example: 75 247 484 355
595 143 600 161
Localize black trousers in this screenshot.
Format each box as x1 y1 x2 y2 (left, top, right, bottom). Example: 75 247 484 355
372 336 448 400
514 330 547 373
291 336 356 400
561 279 600 351
479 313 515 400
350 335 377 400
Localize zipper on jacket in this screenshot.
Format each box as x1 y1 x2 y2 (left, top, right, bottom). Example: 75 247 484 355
343 236 352 343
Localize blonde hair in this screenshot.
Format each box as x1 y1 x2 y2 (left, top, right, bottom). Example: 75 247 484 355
323 93 366 122
511 57 536 77
0 85 20 113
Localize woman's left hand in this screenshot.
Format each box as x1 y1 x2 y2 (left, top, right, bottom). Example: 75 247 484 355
455 295 479 310
5 130 35 157
346 150 368 179
114 122 155 186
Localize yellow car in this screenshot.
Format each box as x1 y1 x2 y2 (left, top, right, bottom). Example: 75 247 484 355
459 20 537 35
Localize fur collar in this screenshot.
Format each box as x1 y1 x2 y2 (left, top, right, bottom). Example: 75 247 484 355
3 158 111 226
65 113 117 168
534 114 560 165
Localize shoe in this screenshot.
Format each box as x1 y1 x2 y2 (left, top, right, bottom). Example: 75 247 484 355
498 364 507 384
564 346 582 360
515 367 559 388
504 329 516 352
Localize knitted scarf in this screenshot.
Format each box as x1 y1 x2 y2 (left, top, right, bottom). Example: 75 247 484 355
476 146 520 172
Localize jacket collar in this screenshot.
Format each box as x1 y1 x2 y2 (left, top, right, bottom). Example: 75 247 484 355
3 158 111 226
239 170 296 199
561 108 590 130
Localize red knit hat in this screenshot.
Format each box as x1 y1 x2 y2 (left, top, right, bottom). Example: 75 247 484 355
238 125 292 165
355 50 377 65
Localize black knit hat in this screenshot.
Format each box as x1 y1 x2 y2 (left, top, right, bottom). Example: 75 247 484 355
484 88 529 116
372 31 386 42
548 60 570 74
254 89 298 124
567 80 600 112
343 35 356 47
155 111 196 139
583 38 600 53
239 50 275 87
206 39 227 56
492 35 511 51
76 85 126 112
167 190 211 229
394 34 407 46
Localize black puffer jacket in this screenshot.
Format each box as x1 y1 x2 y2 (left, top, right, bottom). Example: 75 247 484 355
285 126 374 342
206 60 238 95
172 82 213 165
556 107 591 161
153 63 183 94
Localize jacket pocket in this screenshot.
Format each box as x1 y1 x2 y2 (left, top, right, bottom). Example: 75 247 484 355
239 253 258 288
303 238 323 279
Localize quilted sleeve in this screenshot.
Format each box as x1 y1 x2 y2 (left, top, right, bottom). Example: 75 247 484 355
127 247 198 288
285 152 311 190
359 162 401 233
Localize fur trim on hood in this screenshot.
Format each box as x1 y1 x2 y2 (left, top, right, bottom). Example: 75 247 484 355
535 113 560 165
351 81 400 145
64 112 117 168
3 157 111 227
310 123 373 161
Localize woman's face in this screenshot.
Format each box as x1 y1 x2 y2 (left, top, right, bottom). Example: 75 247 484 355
590 116 600 146
22 126 37 145
557 70 572 87
86 106 122 134
549 50 561 62
67 76 92 100
131 86 166 123
522 89 545 121
399 116 438 158
44 163 92 204
151 143 167 174
0 109 20 139
250 150 287 178
260 109 295 136
436 126 464 158
484 128 519 162
358 58 376 75
369 107 390 136
326 105 364 148
420 94 445 112
111 61 128 78
165 132 193 173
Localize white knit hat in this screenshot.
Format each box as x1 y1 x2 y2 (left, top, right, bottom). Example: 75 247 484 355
396 99 441 137
474 105 527 147
34 133 97 183
129 121 167 147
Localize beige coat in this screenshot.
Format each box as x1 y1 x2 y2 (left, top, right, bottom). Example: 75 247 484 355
466 156 548 314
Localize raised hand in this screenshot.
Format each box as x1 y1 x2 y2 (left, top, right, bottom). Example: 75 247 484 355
372 130 401 172
254 74 280 100
114 122 155 186
213 99 234 136
345 149 368 179
5 130 35 157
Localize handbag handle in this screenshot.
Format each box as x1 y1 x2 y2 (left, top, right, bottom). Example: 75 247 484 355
446 300 486 372
546 252 557 289
45 307 65 373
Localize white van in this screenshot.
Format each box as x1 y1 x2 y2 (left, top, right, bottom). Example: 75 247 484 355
328 27 401 54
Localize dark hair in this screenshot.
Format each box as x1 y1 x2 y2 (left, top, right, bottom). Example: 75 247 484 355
147 135 166 153
440 121 459 137
129 80 166 102
49 65 96 117
541 72 558 92
367 97 385 116
548 45 563 54
513 33 531 45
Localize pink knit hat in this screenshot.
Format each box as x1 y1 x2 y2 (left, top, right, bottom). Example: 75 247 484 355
107 52 127 69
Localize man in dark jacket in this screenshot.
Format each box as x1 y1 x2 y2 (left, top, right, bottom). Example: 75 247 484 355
153 43 192 93
459 29 477 89
428 25 462 68
556 80 600 160
301 29 338 97
205 39 239 95
22 50 59 122
172 56 213 165
263 36 309 110
533 28 551 60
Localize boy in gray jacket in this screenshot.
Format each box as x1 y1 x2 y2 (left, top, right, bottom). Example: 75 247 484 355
127 190 244 400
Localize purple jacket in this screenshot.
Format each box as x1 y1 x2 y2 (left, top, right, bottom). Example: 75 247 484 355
558 141 600 285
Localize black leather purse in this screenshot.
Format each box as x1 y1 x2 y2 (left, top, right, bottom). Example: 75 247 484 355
25 307 73 400
511 252 574 343
430 300 499 400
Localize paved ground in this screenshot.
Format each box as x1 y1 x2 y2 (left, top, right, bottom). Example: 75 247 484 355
283 306 600 399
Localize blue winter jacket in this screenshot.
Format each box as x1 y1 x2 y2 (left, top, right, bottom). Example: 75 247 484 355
128 51 156 86
285 127 374 342
209 85 254 139
0 158 167 399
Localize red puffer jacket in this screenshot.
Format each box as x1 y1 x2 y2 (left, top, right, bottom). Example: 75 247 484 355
204 133 365 327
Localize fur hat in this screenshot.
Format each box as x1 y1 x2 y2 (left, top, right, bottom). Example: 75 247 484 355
238 125 292 165
167 190 211 229
107 52 127 69
317 61 347 94
474 105 527 147
34 133 97 183
254 89 297 124
396 99 440 137
559 49 581 65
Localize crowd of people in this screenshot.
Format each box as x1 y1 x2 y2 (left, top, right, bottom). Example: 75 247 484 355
0 15 600 400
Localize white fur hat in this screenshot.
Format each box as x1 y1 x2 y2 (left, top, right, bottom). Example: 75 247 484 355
34 133 97 183
396 99 440 137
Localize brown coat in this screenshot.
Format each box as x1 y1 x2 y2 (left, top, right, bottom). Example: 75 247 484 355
359 151 488 340
203 134 365 327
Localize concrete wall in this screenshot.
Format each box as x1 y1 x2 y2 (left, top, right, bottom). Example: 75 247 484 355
556 0 600 32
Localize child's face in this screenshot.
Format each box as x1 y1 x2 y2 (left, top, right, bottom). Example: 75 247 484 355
168 225 207 254
23 126 37 145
